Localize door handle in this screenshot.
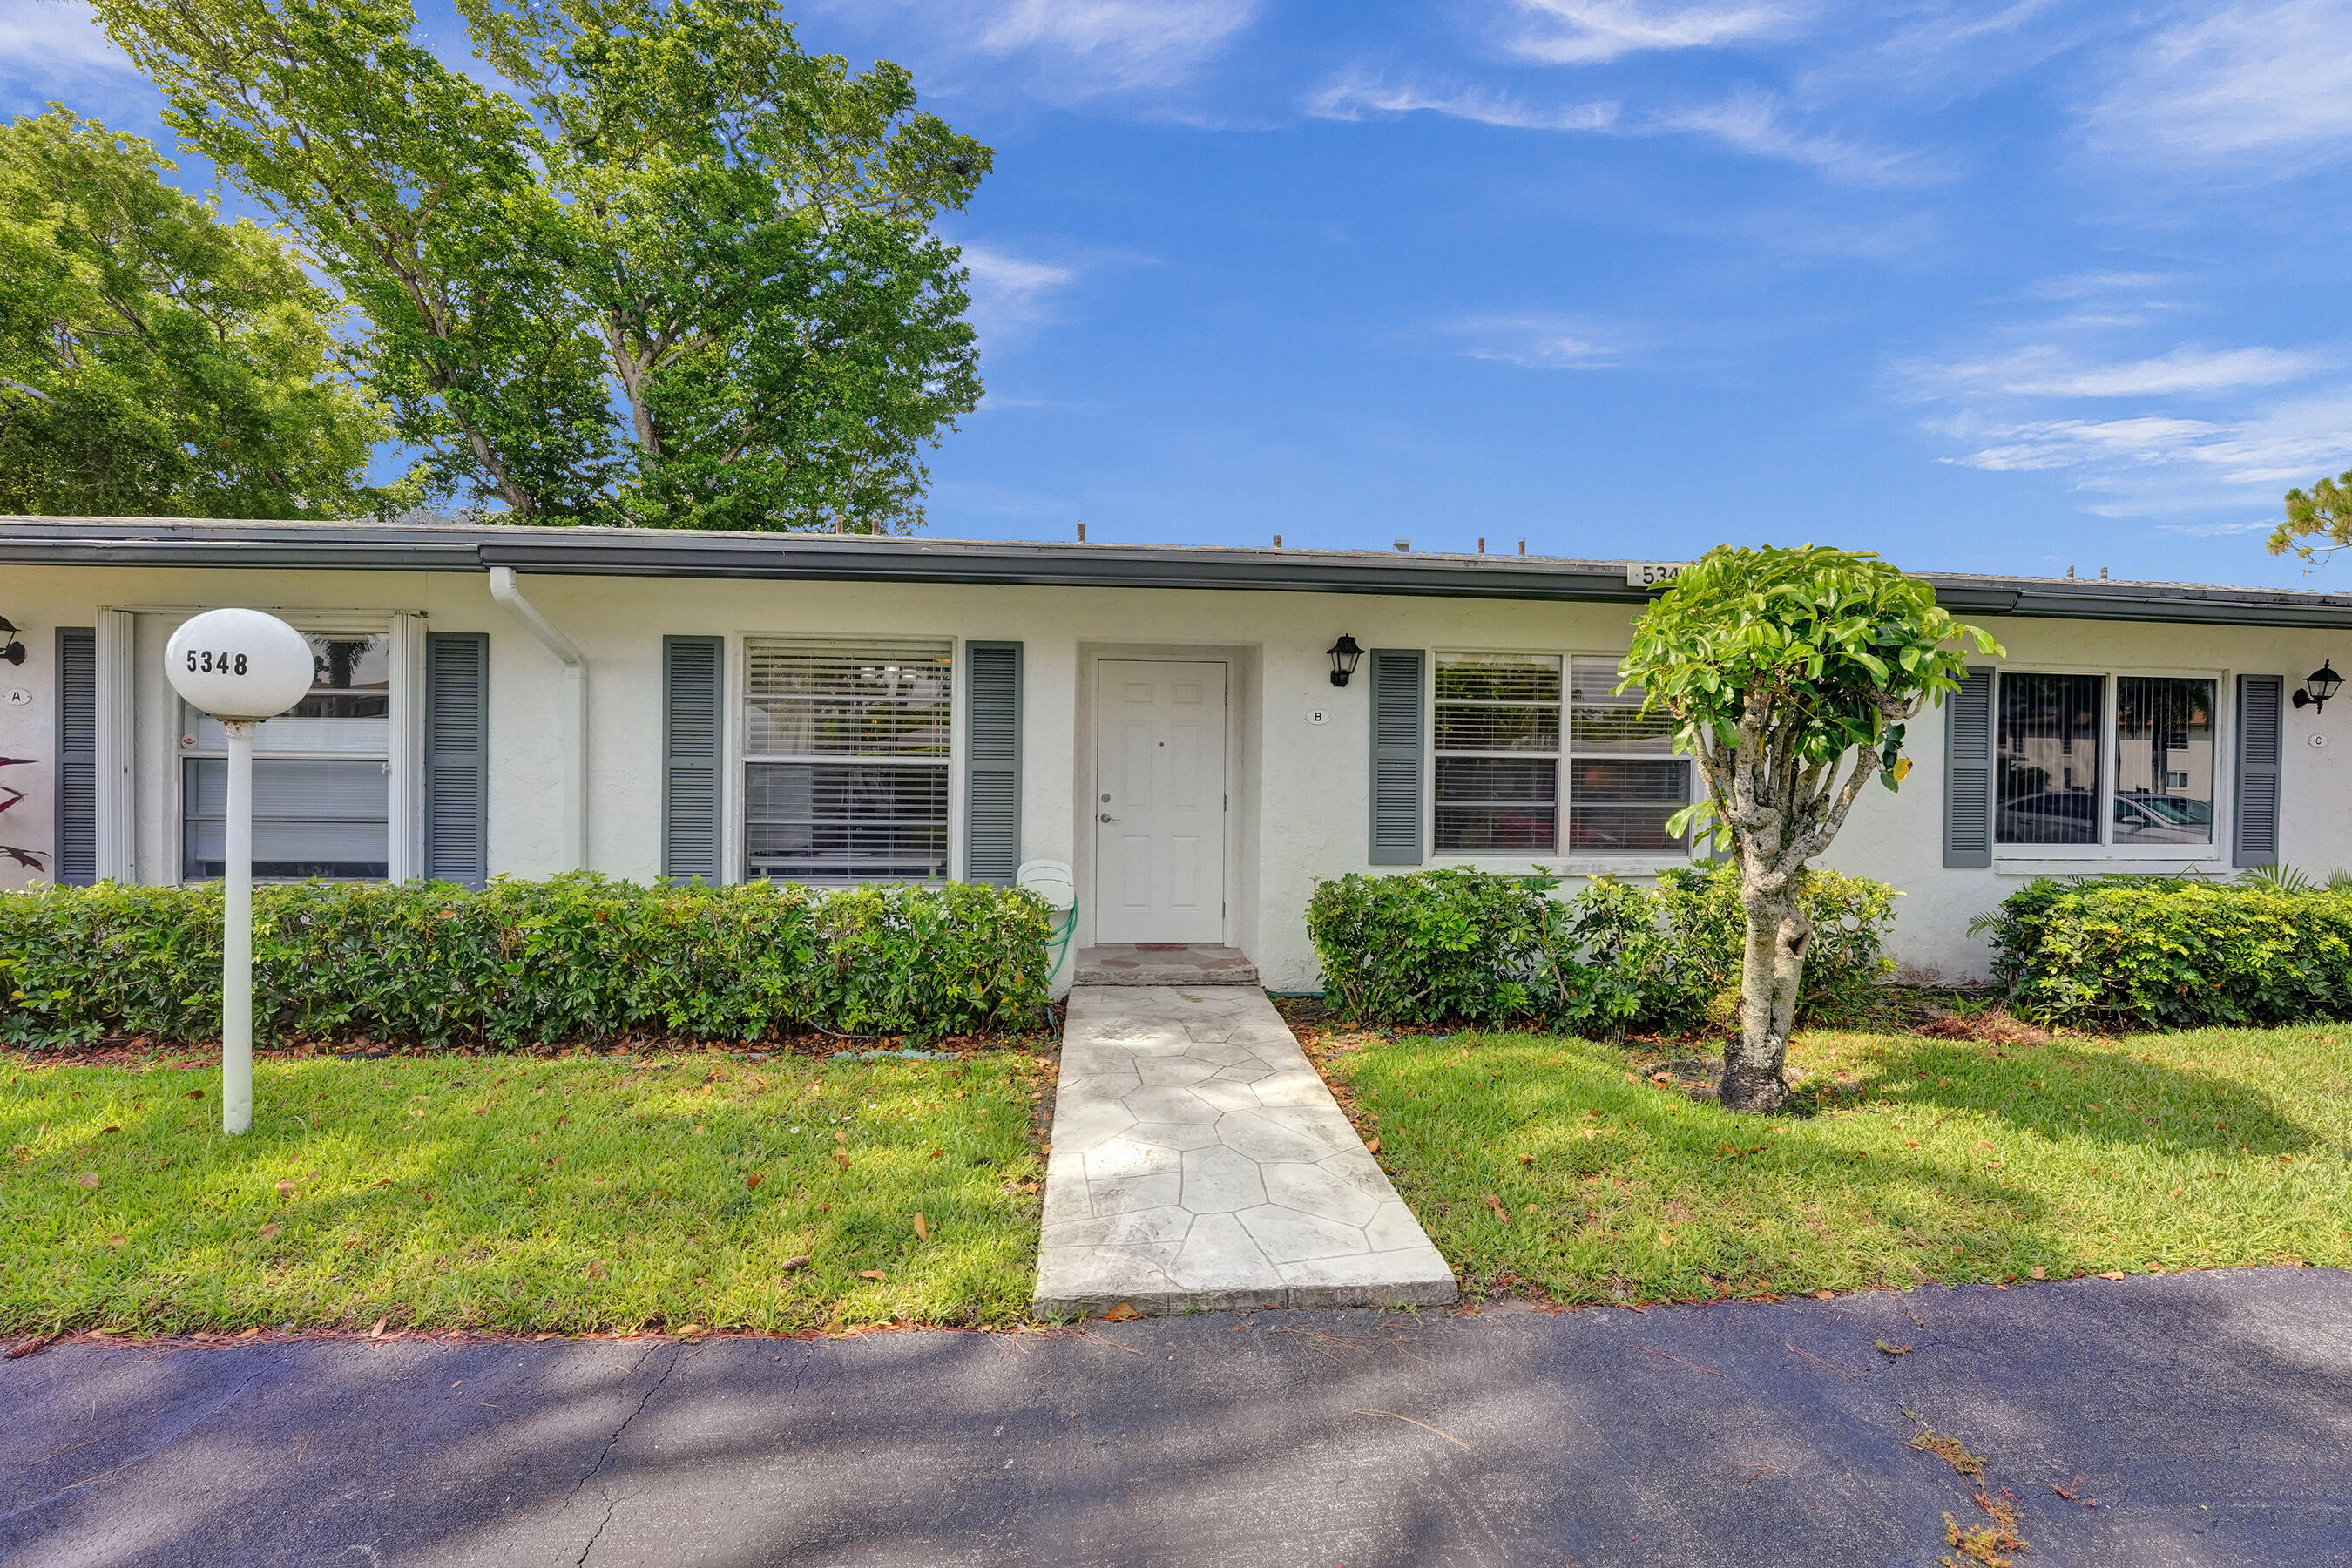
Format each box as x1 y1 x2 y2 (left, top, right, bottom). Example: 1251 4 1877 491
1099 813 1118 823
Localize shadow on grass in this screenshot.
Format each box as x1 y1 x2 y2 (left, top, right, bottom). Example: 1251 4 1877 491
1331 1028 2350 1299
2 1053 1046 1335
1839 1037 2344 1162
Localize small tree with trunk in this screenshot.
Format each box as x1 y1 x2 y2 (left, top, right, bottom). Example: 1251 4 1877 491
1620 546 2002 1112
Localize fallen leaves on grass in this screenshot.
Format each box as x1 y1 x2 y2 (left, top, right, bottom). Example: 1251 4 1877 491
781 1255 811 1274
1483 1193 1510 1224
913 1212 929 1242
76 1173 98 1189
856 1269 887 1282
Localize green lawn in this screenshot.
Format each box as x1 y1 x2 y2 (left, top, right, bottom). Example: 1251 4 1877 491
1321 1022 2352 1302
2 1049 1051 1335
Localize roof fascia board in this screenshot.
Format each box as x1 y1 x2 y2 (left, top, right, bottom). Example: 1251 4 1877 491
10 519 2352 626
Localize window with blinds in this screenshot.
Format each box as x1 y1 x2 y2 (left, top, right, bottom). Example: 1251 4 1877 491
1433 651 1689 857
1565 656 1688 852
180 632 391 880
743 637 953 884
1434 652 1561 851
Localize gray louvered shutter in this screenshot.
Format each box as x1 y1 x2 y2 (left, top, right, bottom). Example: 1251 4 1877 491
55 628 98 885
2234 673 2282 868
964 641 1021 885
423 632 489 888
1943 666 1994 868
663 636 724 882
1368 648 1425 865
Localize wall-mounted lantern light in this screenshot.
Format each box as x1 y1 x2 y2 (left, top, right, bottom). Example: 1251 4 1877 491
1328 634 1364 688
0 617 23 666
2294 660 2342 713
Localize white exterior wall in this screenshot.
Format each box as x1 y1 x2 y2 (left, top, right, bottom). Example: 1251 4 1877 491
7 561 2348 992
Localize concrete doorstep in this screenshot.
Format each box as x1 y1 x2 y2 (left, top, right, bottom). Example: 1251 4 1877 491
1033 984 1456 1316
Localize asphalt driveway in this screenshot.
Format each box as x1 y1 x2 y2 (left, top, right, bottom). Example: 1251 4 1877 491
3 1267 2348 1567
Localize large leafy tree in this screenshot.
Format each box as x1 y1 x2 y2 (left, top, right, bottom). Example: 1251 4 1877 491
94 0 988 530
0 108 403 519
2267 468 2352 564
1621 547 2002 1113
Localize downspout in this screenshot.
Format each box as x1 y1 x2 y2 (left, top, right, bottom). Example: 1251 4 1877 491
487 566 589 871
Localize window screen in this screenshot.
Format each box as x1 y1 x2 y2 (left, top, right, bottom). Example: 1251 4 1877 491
1996 672 2102 846
1433 652 1559 852
743 638 953 883
2113 676 2213 845
180 632 391 880
1566 656 1688 852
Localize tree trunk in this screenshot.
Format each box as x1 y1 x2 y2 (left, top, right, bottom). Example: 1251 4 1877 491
1723 892 1809 1112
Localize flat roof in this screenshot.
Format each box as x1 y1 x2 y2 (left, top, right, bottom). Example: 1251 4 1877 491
8 514 2352 629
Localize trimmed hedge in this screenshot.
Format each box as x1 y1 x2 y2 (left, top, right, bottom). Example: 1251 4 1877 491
0 874 1053 1051
1982 875 2352 1028
1304 862 1896 1033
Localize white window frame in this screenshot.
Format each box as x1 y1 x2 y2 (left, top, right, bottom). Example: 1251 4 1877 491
733 632 960 887
1428 646 1698 870
166 611 422 884
1989 662 2227 867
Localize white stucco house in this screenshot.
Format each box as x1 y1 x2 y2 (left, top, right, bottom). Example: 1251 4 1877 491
5 514 2349 992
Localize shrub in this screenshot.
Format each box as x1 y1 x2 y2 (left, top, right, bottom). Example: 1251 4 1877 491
1303 862 1896 1034
1644 862 1900 1028
0 874 1052 1051
1302 868 1642 1032
1979 875 2352 1028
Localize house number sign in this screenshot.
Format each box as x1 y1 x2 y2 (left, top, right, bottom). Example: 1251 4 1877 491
163 608 317 1138
1625 561 1692 589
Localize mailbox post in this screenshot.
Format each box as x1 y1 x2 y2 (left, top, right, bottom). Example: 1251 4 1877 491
163 610 316 1135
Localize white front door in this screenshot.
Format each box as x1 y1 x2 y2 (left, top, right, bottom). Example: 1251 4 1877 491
1094 659 1227 943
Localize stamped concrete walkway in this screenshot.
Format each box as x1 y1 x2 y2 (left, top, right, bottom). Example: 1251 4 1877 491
1032 985 1456 1316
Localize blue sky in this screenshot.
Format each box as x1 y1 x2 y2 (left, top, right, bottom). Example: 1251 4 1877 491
6 0 2352 586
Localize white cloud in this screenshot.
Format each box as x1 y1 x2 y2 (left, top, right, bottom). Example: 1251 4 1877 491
2156 518 2276 537
1443 314 1621 369
834 0 1258 98
1503 0 1799 65
2086 0 2352 169
1304 74 1618 132
0 0 133 78
1931 394 2352 519
1305 74 1916 183
1904 344 2328 401
957 243 1080 348
1937 414 2222 472
1652 87 1932 184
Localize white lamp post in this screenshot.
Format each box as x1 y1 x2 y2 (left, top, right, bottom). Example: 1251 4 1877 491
164 610 316 1136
